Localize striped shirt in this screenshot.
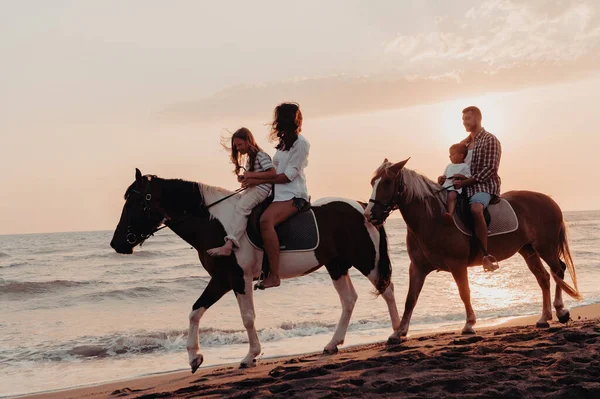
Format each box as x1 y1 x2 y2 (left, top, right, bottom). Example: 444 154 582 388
464 128 502 197
246 151 274 193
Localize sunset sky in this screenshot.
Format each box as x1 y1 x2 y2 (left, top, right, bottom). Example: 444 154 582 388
2 0 600 235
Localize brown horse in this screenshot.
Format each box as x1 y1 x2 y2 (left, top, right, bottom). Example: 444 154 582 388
364 159 582 340
111 169 402 372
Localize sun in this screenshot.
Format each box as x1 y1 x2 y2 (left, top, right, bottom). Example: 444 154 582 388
436 93 513 146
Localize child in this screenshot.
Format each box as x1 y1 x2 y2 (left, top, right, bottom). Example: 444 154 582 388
207 127 276 257
442 143 471 220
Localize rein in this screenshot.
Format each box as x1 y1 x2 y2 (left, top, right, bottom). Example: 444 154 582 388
151 186 248 234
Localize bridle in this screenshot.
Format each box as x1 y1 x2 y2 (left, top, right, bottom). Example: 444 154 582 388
125 183 161 245
368 172 405 222
124 178 247 246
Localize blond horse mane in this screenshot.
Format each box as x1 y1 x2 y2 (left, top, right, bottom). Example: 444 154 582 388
399 168 447 216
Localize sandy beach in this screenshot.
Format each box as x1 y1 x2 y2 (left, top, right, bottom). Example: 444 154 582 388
19 303 600 399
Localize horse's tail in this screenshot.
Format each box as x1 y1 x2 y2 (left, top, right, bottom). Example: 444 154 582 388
551 221 582 301
374 225 392 295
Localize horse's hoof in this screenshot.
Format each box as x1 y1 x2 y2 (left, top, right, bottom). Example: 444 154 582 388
558 311 571 324
461 327 476 335
240 359 257 369
323 346 338 355
190 355 204 374
387 336 407 345
536 321 550 329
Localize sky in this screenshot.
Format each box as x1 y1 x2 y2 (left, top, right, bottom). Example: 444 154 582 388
1 0 600 235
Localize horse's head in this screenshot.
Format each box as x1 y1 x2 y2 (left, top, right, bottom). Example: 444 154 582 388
364 158 410 225
110 168 166 254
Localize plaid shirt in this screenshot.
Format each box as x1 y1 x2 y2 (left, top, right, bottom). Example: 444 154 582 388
464 128 501 197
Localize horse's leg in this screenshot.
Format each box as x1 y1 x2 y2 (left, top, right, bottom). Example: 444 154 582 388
364 270 401 343
519 245 553 327
187 277 231 373
450 267 477 335
395 262 431 342
236 274 262 367
324 273 358 354
537 250 571 323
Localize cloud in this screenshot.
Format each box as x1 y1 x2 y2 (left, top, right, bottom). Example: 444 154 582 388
159 0 600 124
384 0 600 70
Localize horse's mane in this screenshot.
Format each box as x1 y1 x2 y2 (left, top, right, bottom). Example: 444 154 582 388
197 182 237 220
371 160 393 185
124 176 236 220
400 168 447 216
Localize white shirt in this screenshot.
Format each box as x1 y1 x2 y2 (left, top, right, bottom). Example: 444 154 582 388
442 162 471 194
464 149 473 167
272 135 310 201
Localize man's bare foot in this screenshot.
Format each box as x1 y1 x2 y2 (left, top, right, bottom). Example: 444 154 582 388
207 241 233 257
254 276 281 290
482 255 499 272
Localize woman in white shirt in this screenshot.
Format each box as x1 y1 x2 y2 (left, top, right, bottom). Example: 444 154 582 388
241 102 310 290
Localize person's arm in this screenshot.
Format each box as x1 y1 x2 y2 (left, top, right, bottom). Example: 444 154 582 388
245 168 276 181
242 170 288 187
438 164 450 185
249 139 309 185
471 135 500 183
282 138 309 182
243 152 275 180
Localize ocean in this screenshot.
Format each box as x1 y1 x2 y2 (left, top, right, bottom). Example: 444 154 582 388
1 210 599 397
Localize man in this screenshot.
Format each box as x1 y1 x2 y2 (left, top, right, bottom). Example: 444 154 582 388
439 106 502 272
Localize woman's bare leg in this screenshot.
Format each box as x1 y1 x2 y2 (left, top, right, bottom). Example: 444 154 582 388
258 200 298 288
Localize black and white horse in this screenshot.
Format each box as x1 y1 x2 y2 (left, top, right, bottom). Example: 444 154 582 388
110 169 402 372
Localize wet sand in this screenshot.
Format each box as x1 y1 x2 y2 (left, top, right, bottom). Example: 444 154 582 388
22 304 600 399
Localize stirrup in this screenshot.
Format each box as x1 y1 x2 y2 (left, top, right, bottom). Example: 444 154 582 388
482 255 499 272
254 271 265 291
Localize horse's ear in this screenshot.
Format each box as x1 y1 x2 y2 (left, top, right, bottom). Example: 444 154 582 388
135 168 142 181
383 157 389 164
388 158 410 175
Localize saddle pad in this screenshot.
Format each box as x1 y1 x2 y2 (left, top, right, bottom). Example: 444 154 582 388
247 209 320 252
454 198 518 237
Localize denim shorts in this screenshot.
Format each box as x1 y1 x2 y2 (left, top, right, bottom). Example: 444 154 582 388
292 197 309 211
469 192 492 208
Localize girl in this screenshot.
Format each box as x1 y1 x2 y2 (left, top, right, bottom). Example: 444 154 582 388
207 127 275 257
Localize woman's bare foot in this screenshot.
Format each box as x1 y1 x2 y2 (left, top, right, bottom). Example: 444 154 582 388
254 275 281 290
207 241 233 257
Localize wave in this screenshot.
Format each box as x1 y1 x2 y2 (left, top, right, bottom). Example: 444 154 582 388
0 279 95 296
0 321 351 364
0 261 28 269
0 251 9 258
5 299 600 366
81 286 168 301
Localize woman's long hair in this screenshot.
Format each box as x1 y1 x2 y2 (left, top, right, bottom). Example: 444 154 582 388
223 127 262 175
268 102 303 151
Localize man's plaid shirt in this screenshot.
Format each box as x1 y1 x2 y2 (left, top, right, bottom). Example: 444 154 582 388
464 128 501 197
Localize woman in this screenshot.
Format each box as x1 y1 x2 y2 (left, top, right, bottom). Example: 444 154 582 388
207 127 275 257
242 102 310 290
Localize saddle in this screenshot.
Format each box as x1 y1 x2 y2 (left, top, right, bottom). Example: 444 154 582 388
246 196 319 280
453 194 518 265
453 195 518 237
